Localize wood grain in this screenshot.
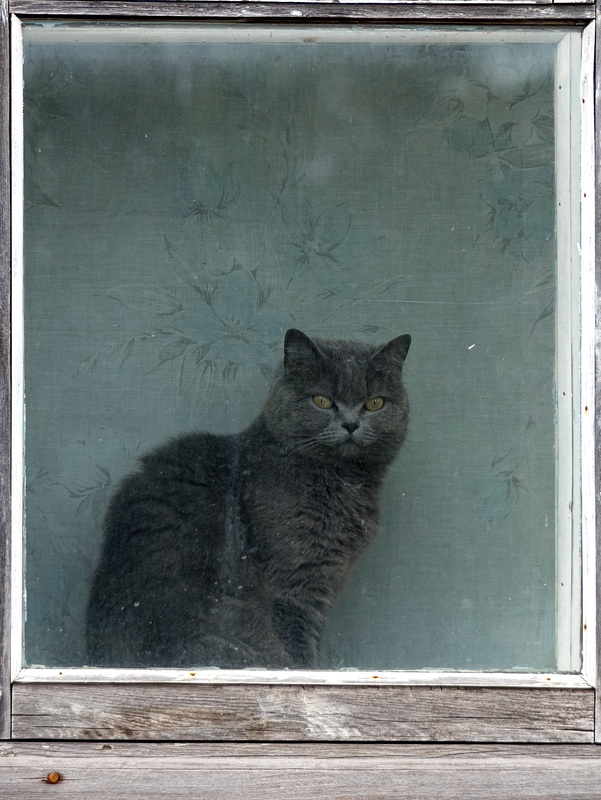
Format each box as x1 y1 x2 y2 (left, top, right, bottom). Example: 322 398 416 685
11 682 595 742
2 742 601 799
7 0 597 22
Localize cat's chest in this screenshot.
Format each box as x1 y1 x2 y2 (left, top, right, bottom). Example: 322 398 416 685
245 455 380 566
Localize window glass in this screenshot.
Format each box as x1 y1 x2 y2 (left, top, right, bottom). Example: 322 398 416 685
18 23 582 671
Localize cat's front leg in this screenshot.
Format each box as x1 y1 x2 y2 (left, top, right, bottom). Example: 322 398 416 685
272 597 325 668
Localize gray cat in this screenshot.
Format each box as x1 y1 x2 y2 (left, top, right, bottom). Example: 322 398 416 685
86 328 411 668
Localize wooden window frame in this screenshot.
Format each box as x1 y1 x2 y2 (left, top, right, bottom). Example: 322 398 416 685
1 1 601 795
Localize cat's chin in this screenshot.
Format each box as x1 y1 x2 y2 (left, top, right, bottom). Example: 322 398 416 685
337 436 405 466
313 439 384 464
336 441 367 460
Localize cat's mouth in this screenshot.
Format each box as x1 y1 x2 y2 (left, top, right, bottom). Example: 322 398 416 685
337 433 365 453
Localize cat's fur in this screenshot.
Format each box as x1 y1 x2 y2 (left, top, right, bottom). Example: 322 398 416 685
86 328 411 668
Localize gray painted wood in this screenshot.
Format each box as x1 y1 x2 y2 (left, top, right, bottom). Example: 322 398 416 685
7 0 597 22
2 742 601 799
0 0 12 742
11 683 595 742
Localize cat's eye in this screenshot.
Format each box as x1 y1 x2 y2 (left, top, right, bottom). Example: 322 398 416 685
364 397 384 412
313 395 333 409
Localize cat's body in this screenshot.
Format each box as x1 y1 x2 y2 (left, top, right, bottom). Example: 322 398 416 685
86 328 410 668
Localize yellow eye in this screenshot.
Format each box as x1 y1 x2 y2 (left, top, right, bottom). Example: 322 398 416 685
313 395 333 409
364 397 384 412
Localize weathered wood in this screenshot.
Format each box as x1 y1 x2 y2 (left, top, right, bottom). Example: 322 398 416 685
11 682 595 742
15 667 593 687
7 0 597 22
0 0 12 742
2 742 601 799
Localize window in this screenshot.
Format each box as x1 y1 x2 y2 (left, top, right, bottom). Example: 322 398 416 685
2 0 599 776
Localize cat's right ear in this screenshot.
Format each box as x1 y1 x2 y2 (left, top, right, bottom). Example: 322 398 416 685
284 329 323 371
373 334 411 367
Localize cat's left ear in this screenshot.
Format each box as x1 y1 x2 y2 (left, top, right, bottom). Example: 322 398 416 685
284 328 324 372
373 334 411 367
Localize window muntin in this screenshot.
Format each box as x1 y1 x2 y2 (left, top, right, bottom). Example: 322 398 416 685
12 21 590 677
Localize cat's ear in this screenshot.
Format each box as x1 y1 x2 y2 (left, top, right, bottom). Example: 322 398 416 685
284 328 323 371
373 334 411 367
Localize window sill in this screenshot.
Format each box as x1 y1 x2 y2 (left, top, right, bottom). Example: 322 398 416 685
3 741 601 799
11 672 595 742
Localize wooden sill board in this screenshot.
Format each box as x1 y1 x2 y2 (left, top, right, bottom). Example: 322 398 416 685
2 742 601 799
11 682 595 742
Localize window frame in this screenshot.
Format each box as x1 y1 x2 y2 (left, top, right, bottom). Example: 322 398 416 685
0 0 599 752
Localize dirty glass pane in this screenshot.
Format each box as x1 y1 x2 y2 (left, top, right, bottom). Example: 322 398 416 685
19 23 582 670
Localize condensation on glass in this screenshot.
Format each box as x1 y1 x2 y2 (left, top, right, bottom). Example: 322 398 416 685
13 22 585 672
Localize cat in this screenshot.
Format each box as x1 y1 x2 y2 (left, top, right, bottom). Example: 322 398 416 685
86 328 411 669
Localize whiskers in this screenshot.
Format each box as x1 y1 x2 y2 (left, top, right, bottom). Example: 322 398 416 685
355 427 379 445
286 429 343 455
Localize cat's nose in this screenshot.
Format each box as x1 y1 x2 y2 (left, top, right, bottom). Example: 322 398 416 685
342 420 359 433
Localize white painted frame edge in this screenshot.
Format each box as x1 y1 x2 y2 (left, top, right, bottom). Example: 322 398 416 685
9 12 24 685
9 17 596 692
577 20 596 688
12 667 594 687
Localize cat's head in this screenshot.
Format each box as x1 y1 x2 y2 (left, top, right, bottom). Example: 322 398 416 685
262 328 411 465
